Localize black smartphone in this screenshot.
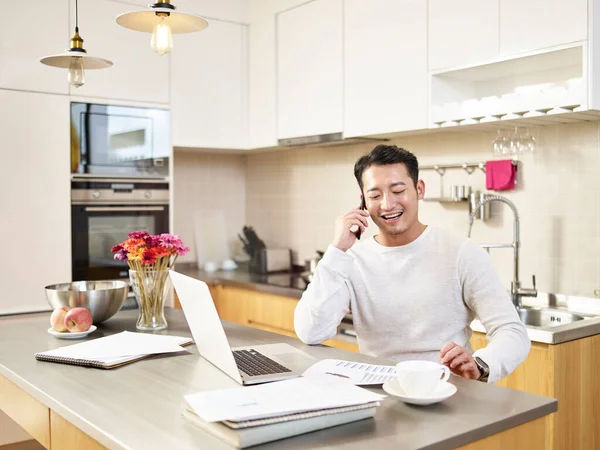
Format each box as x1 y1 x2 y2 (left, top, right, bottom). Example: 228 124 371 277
355 196 366 240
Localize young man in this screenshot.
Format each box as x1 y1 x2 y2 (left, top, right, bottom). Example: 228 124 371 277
294 145 529 383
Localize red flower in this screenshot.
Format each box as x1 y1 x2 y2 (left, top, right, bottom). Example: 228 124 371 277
141 248 158 265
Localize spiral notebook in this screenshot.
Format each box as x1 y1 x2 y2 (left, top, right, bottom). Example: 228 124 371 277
35 331 193 369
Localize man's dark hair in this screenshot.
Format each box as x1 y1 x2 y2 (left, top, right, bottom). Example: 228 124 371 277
353 145 419 190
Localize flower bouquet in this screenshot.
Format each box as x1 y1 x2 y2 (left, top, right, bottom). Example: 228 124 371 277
112 231 189 331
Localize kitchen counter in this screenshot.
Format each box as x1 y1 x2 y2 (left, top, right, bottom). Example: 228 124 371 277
0 309 556 450
176 262 306 299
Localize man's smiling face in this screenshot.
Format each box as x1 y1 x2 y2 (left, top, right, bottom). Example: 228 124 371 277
361 163 425 244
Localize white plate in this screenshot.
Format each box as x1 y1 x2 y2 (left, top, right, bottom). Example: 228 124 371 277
47 325 97 339
382 378 457 405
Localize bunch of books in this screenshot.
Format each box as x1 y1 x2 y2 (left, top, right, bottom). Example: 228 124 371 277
182 376 385 448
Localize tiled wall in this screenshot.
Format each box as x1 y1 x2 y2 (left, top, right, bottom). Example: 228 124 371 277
173 150 247 266
246 122 600 297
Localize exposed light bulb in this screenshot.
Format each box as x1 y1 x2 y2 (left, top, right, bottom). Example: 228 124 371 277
68 56 85 88
151 14 173 55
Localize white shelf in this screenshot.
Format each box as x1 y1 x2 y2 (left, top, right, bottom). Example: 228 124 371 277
430 43 587 127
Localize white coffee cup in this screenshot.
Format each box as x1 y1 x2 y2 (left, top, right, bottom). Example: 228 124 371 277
395 360 450 397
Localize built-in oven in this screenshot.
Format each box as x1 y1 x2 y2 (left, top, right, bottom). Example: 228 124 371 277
71 177 169 282
71 102 170 178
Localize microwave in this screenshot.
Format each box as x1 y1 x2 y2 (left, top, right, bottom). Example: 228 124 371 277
71 102 170 178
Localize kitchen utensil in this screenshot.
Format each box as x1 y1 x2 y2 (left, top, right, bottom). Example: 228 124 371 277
242 226 266 252
45 280 128 324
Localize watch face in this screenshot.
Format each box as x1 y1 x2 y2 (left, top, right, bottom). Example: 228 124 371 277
475 357 489 370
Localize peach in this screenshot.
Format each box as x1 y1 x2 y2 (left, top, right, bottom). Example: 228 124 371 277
64 307 93 332
50 306 70 332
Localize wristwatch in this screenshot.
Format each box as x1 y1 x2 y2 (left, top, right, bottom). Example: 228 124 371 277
474 357 490 382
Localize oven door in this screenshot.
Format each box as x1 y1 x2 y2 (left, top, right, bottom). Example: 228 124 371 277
71 204 169 281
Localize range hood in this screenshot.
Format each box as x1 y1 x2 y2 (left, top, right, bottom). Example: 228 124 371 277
278 132 388 148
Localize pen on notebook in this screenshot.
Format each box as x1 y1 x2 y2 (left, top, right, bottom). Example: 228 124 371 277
325 372 350 379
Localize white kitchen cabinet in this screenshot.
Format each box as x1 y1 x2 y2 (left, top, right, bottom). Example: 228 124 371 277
429 0 499 71
1 0 69 94
0 90 70 315
500 0 587 55
171 20 247 149
344 0 428 137
249 16 277 149
70 0 169 104
277 0 343 139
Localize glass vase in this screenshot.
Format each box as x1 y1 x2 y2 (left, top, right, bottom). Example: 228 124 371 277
129 269 170 331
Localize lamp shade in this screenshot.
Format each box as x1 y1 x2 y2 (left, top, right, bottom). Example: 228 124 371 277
40 50 113 70
116 7 208 34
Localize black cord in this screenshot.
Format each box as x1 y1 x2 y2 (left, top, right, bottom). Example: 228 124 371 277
75 0 79 32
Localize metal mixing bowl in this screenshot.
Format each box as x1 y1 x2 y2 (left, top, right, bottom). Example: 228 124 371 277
45 280 129 324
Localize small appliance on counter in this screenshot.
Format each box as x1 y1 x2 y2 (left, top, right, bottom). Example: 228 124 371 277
251 248 292 273
238 226 292 273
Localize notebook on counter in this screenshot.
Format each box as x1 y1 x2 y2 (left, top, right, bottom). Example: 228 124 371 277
35 331 193 369
182 401 378 449
182 376 384 448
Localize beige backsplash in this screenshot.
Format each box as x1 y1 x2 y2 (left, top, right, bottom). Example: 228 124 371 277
175 122 600 298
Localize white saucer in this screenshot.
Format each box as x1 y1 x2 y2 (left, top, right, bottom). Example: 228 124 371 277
382 378 457 405
47 325 97 339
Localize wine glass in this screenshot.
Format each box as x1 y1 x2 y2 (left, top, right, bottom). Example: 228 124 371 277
520 128 537 154
492 129 510 157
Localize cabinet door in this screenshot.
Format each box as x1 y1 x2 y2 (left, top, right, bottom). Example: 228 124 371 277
249 16 278 149
1 0 69 94
71 0 169 104
277 0 343 139
500 0 587 55
344 0 427 137
245 290 298 337
171 20 247 149
429 0 499 70
0 91 71 314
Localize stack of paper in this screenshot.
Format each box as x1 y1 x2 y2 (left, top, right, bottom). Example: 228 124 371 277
302 359 397 385
35 331 193 369
182 376 385 448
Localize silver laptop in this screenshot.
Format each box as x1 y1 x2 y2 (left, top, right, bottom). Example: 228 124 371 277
169 270 315 385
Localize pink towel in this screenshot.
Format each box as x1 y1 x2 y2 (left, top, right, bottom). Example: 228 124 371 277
486 160 517 191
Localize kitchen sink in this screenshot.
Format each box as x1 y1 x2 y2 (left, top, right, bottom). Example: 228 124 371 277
517 307 589 327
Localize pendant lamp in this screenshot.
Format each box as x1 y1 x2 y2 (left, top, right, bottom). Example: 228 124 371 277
40 0 112 88
116 1 208 55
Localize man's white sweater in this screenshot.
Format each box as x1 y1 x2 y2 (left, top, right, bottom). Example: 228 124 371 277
294 226 530 383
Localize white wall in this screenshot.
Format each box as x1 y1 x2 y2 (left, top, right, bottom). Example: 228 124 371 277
172 150 247 266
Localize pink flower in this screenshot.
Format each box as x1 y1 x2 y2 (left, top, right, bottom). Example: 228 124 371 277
111 244 123 253
113 249 128 261
128 231 150 239
143 234 161 248
158 233 182 249
176 245 190 256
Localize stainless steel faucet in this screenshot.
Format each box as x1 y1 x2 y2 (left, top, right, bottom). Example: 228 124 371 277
468 194 537 308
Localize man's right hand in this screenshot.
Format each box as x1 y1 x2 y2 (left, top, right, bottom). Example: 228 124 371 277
332 208 370 252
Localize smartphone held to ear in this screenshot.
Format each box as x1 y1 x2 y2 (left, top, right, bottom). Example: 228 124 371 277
355 197 366 240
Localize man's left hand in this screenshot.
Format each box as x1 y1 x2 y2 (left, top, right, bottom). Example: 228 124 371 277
440 342 481 380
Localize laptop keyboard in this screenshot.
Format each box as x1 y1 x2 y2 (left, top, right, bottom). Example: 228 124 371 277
232 349 292 377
